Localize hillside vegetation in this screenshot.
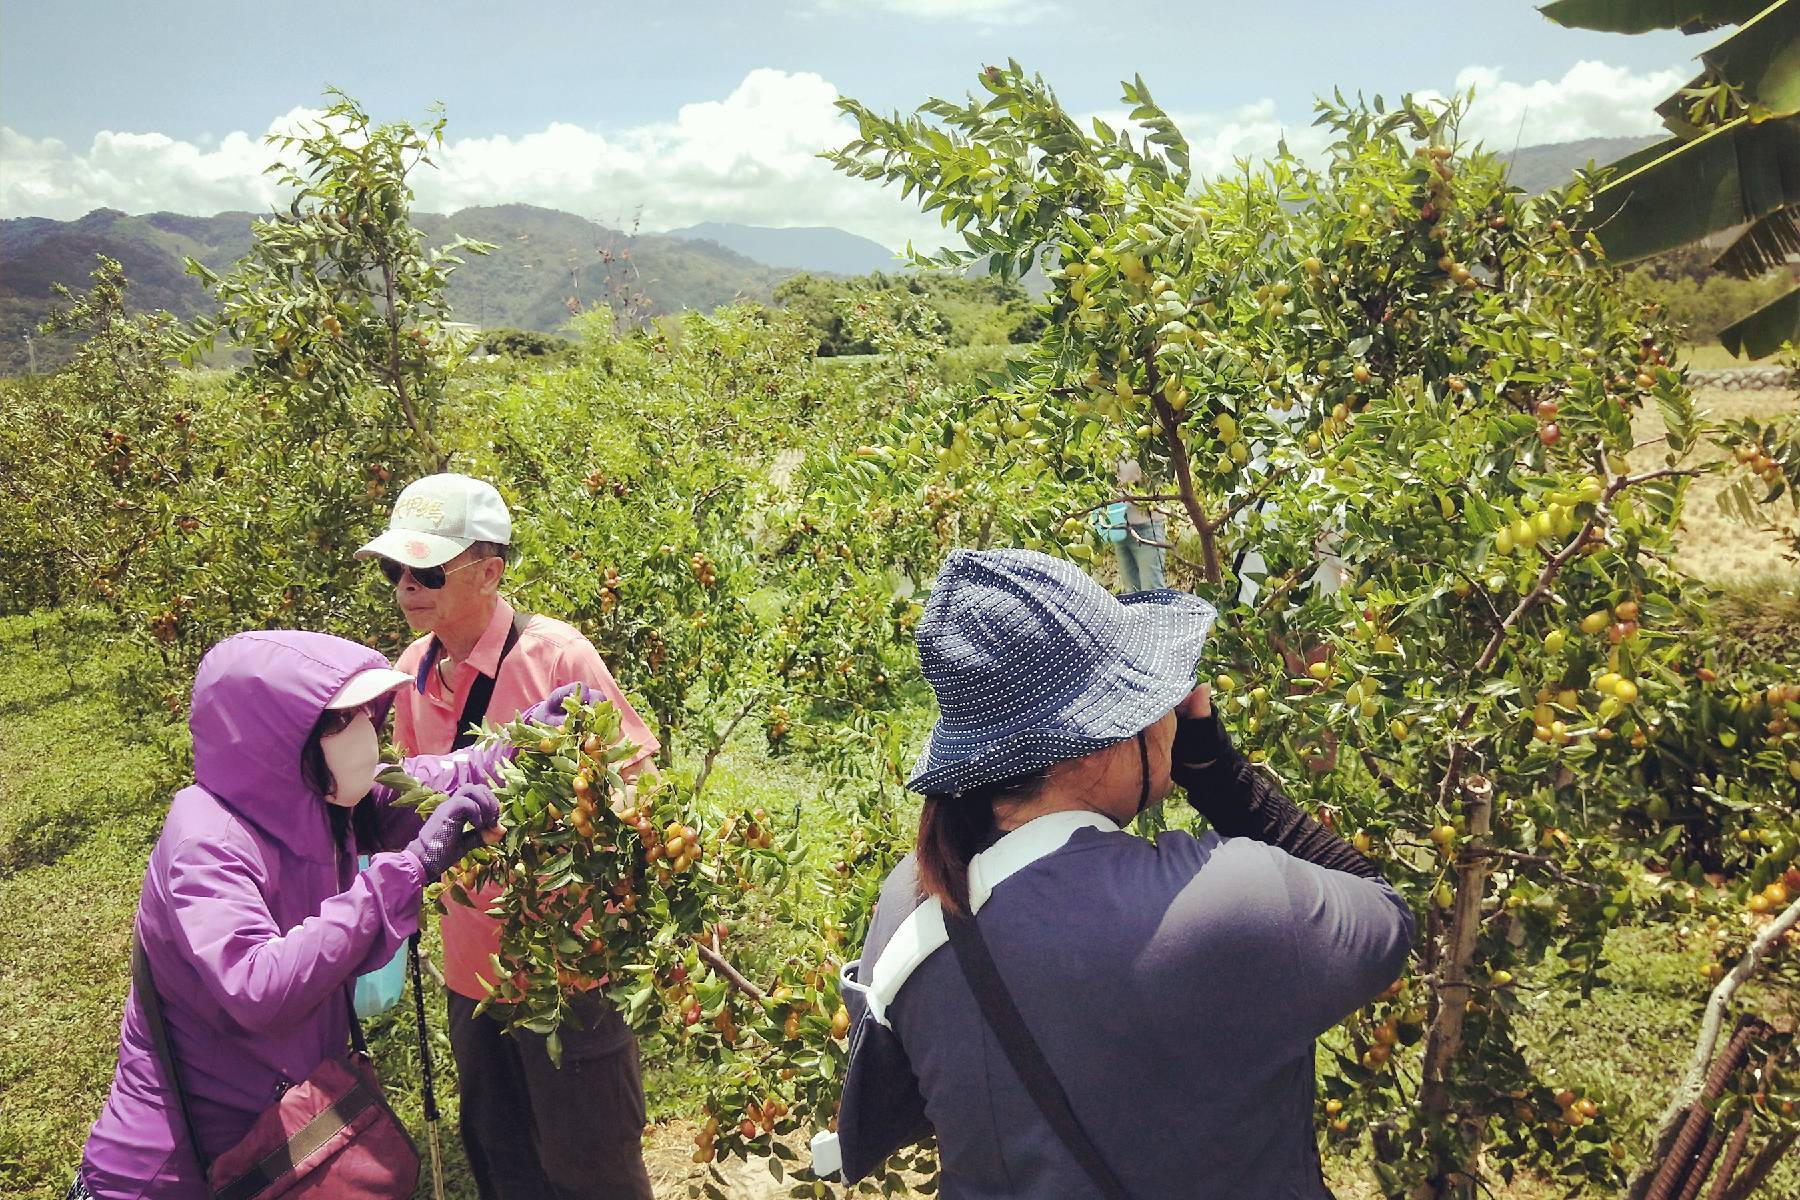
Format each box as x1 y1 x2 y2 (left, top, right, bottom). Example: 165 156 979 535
0 205 793 373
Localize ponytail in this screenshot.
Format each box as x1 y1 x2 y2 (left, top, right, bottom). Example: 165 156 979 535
915 768 1048 915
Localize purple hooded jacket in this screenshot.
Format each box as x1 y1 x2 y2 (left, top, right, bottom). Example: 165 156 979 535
78 631 496 1199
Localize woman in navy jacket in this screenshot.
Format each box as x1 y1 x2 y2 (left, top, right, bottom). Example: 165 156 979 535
826 549 1414 1199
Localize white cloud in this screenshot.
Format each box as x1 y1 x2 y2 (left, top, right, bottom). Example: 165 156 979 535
0 60 1683 252
0 71 941 251
1085 59 1682 182
1433 59 1687 149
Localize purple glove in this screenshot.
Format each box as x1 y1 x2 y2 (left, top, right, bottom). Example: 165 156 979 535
520 682 586 728
406 792 492 883
452 782 500 828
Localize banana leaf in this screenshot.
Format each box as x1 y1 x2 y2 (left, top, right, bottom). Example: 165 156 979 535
1539 0 1776 33
1705 1 1800 113
1652 2 1800 132
1605 135 1685 180
1586 113 1800 263
1714 205 1800 276
1719 282 1800 357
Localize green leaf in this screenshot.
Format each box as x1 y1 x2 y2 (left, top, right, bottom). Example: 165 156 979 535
1719 282 1800 358
1700 0 1800 116
1653 386 1697 451
1585 113 1800 263
1538 0 1767 34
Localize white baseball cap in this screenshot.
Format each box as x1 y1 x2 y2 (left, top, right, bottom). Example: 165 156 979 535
326 667 416 710
356 473 513 568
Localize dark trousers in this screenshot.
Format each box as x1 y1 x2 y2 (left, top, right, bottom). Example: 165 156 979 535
447 991 653 1200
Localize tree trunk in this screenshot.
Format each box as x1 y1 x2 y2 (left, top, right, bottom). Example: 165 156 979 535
1420 774 1494 1197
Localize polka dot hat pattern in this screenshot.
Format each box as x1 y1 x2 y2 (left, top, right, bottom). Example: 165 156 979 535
907 548 1217 797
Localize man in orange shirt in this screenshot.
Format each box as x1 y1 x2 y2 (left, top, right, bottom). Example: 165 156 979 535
358 472 657 1200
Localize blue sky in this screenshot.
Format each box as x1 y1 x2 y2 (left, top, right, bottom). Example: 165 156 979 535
1 1 1701 247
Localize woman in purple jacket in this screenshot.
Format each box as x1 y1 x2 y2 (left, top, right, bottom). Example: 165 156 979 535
69 630 567 1200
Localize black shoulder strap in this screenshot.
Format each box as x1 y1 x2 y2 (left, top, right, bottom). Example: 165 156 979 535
942 910 1133 1200
345 989 368 1057
451 611 529 750
133 929 216 1190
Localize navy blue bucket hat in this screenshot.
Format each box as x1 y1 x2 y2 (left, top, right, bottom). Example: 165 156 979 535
907 548 1217 796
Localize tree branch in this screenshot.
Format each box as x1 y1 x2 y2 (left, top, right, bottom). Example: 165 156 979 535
698 936 766 1004
1215 466 1287 529
1475 847 1606 895
1142 349 1219 584
378 253 437 465
694 691 764 797
1058 495 1184 522
1355 743 1402 796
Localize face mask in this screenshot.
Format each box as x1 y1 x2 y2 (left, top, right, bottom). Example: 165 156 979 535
320 713 379 807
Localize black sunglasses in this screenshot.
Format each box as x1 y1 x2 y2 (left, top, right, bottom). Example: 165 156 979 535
378 556 481 590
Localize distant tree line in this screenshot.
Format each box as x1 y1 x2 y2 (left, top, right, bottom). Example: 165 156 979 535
772 270 1045 356
1624 247 1799 346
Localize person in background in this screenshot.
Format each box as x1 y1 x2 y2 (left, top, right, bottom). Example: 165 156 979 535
823 549 1414 1198
357 472 660 1200
1113 457 1167 591
71 630 538 1200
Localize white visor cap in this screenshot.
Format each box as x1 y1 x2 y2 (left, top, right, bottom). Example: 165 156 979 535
356 473 513 568
326 668 416 710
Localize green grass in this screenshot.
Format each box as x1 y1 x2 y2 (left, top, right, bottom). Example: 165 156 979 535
1680 342 1788 371
0 611 184 1194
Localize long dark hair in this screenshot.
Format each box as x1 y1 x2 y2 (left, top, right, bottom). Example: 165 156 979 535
915 768 1049 916
301 707 382 855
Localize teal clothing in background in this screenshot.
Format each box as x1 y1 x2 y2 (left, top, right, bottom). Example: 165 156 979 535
1114 515 1167 591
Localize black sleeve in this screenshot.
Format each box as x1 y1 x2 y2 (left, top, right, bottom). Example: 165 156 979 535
1172 714 1385 882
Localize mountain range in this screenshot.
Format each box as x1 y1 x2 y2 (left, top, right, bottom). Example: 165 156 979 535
0 137 1662 374
1498 134 1658 195
0 204 810 372
664 221 899 275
